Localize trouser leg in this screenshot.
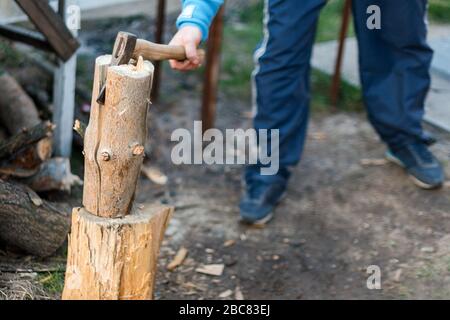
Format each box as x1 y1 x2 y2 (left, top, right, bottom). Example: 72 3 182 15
249 0 326 179
353 0 433 150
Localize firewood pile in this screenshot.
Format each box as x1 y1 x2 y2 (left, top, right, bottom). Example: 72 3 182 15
0 70 79 258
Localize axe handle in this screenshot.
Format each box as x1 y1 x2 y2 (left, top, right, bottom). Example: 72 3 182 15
133 39 205 62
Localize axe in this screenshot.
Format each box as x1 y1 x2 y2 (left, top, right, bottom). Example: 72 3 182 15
97 31 205 104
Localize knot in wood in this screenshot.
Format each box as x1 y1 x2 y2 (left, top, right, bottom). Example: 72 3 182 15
131 143 144 156
100 150 112 161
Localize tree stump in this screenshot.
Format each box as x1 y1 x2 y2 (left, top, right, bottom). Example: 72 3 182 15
62 205 172 300
63 55 172 300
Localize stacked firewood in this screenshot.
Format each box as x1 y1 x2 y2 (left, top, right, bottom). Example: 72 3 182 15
0 72 78 257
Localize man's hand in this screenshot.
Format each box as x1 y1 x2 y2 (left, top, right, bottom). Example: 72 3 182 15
169 26 203 71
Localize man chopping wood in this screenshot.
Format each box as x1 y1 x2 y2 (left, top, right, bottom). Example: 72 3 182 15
169 0 445 225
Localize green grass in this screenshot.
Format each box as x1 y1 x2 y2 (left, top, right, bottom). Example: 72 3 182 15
317 0 355 42
220 2 263 98
220 1 363 111
38 271 65 296
429 0 450 23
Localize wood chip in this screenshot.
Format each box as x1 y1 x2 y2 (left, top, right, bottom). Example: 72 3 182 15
360 158 388 166
393 269 402 282
195 264 224 276
310 132 326 140
141 165 168 185
235 286 244 300
219 289 233 298
167 247 188 271
136 56 145 71
27 190 42 207
223 239 236 247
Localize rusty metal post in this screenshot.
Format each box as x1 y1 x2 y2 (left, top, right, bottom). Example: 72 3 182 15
330 0 352 108
152 0 166 102
201 6 225 133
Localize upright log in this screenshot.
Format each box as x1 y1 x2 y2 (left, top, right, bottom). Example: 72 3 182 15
83 56 154 218
63 205 171 300
63 56 172 300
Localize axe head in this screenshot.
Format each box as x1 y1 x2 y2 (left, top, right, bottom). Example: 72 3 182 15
96 31 137 104
111 31 137 65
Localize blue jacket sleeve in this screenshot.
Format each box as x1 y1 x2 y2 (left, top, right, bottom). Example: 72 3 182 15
176 0 223 41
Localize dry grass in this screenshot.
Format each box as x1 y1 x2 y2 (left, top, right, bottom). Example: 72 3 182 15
0 273 50 300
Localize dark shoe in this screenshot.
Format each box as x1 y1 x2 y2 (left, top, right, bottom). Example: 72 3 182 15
239 169 289 225
386 142 444 189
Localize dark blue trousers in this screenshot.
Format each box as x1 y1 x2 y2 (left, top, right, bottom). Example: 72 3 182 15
250 0 433 178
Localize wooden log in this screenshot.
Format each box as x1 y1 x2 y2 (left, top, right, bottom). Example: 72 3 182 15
0 121 54 161
62 205 172 300
0 73 41 133
0 73 52 167
0 179 71 257
83 55 154 218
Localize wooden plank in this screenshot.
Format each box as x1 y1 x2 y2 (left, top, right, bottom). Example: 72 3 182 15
14 0 79 61
52 0 77 157
0 24 52 52
52 55 77 157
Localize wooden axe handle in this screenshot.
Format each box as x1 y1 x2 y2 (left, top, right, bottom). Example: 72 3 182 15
133 39 205 62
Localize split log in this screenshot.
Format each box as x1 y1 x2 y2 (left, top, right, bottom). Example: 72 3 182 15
83 55 154 218
62 205 172 300
0 73 52 168
0 179 71 257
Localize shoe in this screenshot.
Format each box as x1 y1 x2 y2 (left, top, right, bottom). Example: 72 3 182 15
386 142 444 189
239 169 289 225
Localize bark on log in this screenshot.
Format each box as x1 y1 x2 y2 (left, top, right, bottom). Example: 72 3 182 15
0 121 54 160
0 179 71 257
0 73 41 133
62 205 172 300
0 73 52 168
83 55 154 218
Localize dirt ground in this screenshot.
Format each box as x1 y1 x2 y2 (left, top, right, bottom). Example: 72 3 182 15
144 96 450 300
1 8 450 300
